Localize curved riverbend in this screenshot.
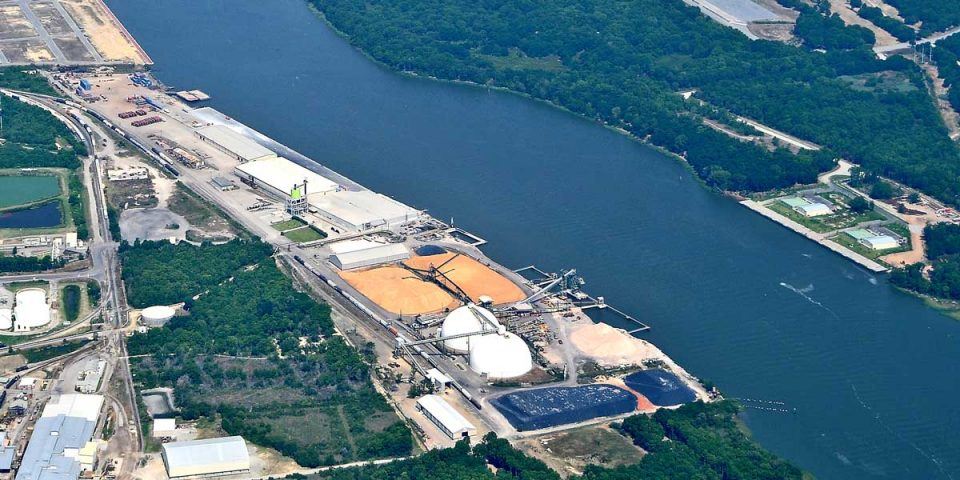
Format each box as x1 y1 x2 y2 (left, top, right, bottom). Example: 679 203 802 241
107 0 960 478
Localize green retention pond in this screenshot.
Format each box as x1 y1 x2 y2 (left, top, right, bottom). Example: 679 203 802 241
0 175 61 210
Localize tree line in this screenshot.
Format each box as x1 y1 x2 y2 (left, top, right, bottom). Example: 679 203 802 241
891 223 960 300
313 0 960 205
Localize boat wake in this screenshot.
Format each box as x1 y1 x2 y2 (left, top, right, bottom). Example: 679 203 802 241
779 282 840 320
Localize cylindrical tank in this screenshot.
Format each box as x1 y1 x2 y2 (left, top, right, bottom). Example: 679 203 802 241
468 331 533 379
0 309 11 330
141 305 175 327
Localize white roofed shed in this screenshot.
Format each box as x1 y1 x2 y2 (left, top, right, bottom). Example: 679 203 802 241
329 240 410 270
162 436 250 478
196 125 277 162
235 157 339 200
416 394 476 439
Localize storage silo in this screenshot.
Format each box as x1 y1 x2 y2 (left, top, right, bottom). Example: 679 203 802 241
468 331 533 379
141 305 176 327
438 304 499 354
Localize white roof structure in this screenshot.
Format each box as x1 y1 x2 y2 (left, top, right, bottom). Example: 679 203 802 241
439 304 500 354
860 235 899 251
162 436 250 478
329 240 410 270
235 157 339 198
416 395 476 439
469 331 533 379
0 308 11 330
141 305 175 326
16 394 104 480
14 289 50 331
152 418 176 437
196 125 277 162
794 202 831 217
309 190 421 232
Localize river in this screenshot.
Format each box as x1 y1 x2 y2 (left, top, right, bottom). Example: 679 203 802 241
106 1 960 478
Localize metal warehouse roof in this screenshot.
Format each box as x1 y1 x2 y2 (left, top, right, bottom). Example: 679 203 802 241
310 190 421 230
162 436 250 475
236 156 339 196
416 395 476 435
196 125 277 162
779 197 809 208
16 395 103 480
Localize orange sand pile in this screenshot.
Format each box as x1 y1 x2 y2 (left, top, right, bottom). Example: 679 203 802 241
404 253 525 305
340 265 459 315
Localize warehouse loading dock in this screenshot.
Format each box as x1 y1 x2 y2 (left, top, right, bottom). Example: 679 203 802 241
196 124 277 163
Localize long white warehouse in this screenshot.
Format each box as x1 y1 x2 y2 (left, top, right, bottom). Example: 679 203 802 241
235 156 339 200
329 239 410 270
311 190 422 232
162 436 250 478
416 395 476 439
196 124 277 163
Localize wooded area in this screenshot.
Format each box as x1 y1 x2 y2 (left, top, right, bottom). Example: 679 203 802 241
122 240 412 466
313 0 960 205
891 223 960 300
881 0 960 36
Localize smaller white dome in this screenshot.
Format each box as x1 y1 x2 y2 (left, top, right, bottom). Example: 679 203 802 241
0 309 11 330
439 304 499 353
468 331 533 379
141 305 175 325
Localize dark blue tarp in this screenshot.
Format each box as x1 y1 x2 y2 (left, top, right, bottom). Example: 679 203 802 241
624 369 696 406
415 245 446 256
492 385 637 431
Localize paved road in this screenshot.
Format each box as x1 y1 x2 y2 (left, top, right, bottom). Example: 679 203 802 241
875 25 960 53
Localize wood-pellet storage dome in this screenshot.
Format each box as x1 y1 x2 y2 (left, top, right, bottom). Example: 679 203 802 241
439 304 499 354
468 331 533 379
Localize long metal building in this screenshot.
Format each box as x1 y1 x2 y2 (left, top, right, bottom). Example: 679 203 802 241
162 436 250 478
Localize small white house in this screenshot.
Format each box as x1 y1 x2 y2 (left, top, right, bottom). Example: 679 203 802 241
860 235 899 251
793 202 831 217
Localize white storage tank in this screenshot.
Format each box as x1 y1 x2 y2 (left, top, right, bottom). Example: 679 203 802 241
14 288 51 331
439 304 499 354
141 305 176 327
468 331 533 379
0 308 11 330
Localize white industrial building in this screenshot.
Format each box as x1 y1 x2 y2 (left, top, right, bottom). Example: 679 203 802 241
860 234 900 251
439 304 500 354
416 395 476 439
140 305 176 327
16 394 104 480
329 239 410 270
196 125 277 163
152 418 177 437
469 330 533 379
310 190 422 232
234 156 339 199
794 202 831 217
14 288 51 332
162 436 250 478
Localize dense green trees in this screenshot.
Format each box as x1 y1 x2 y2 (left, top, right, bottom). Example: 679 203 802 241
122 240 411 465
881 0 960 36
854 5 916 42
932 35 960 115
0 68 57 96
891 223 960 300
0 254 63 273
313 0 960 204
304 402 802 480
119 239 273 308
793 4 876 50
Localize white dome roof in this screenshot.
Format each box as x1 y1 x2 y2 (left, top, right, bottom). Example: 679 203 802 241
468 331 532 379
439 304 499 353
0 309 11 330
142 305 176 324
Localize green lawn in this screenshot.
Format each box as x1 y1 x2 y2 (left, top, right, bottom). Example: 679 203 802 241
282 226 326 243
271 218 307 231
830 230 909 262
768 199 884 233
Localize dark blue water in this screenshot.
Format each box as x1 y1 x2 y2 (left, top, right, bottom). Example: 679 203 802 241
108 0 960 478
0 201 62 228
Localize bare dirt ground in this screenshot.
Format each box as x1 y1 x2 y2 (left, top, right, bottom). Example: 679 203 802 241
864 0 907 23
59 0 149 63
404 252 526 305
340 265 458 315
0 5 37 40
921 63 960 140
567 321 665 367
516 425 644 478
829 0 899 48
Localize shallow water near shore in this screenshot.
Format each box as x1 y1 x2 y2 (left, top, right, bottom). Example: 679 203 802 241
108 0 960 477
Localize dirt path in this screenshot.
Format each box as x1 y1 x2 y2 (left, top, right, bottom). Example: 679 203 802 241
921 63 960 140
828 0 899 49
336 405 358 456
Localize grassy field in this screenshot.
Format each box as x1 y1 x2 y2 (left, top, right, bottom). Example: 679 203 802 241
167 183 238 237
768 199 884 233
271 218 307 231
539 425 644 469
282 225 326 243
830 230 910 262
